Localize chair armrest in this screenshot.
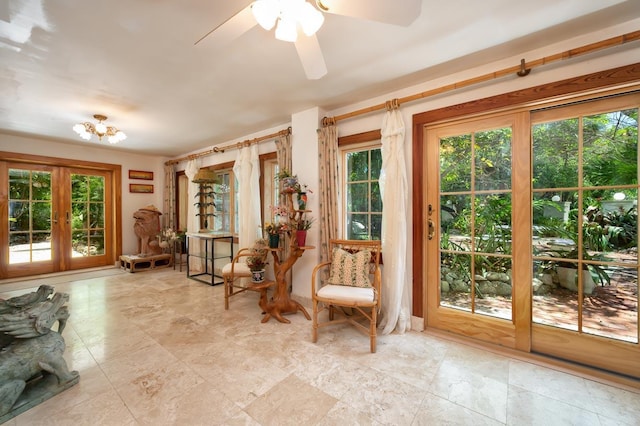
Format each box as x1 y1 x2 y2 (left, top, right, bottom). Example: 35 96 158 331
311 261 332 294
227 248 252 274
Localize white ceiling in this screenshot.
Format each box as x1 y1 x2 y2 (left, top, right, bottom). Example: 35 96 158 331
1 0 639 157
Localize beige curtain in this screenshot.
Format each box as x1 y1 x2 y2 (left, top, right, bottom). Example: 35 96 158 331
163 163 176 230
233 145 262 249
317 123 339 263
379 105 411 334
275 132 292 173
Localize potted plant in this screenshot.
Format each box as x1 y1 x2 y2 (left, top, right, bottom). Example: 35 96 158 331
246 238 269 282
275 169 298 193
293 216 314 247
264 222 283 248
194 183 218 231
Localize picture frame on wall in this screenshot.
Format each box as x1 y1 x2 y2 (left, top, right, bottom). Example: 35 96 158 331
129 170 154 180
130 183 154 193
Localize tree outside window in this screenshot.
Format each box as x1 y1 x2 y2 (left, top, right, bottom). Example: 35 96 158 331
344 144 382 240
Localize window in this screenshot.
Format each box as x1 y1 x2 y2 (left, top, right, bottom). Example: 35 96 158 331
342 141 382 240
263 158 280 223
212 168 238 235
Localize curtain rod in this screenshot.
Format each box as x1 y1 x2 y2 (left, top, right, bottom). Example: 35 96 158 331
165 127 291 166
326 30 640 124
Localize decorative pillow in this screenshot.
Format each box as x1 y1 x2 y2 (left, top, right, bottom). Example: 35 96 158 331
327 248 372 288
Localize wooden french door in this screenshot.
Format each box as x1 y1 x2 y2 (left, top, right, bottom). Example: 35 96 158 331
425 112 531 351
424 93 640 378
1 161 116 279
529 94 639 377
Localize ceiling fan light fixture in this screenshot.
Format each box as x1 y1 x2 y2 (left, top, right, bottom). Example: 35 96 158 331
252 0 279 30
275 17 298 42
299 1 324 36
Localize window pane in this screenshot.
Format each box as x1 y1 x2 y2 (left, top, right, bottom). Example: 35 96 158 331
32 171 51 200
9 169 29 199
532 118 579 189
371 148 382 179
347 182 368 212
32 202 51 231
583 109 638 187
475 128 512 191
347 151 369 182
9 201 29 232
440 134 471 192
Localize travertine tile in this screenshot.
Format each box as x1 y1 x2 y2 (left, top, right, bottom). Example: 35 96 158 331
2 268 638 426
245 374 337 425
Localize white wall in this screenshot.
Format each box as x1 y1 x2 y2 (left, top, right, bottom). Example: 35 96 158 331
0 133 168 256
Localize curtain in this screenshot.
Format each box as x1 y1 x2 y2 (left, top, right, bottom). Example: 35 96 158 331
275 132 292 173
163 163 176 230
233 145 262 249
317 123 339 263
379 107 411 334
185 160 202 272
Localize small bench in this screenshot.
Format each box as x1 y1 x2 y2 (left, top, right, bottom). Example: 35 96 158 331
119 254 172 273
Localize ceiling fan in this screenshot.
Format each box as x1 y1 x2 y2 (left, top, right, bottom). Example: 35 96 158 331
195 0 422 80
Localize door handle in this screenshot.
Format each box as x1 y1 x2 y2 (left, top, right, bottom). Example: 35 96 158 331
53 211 58 224
66 211 70 224
428 219 435 240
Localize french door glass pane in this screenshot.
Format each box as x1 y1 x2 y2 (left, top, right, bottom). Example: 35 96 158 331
532 106 638 343
71 173 105 257
439 127 513 320
8 169 52 264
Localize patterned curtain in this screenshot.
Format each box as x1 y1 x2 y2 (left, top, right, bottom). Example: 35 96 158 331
163 163 176 230
378 103 411 334
275 132 292 173
317 120 339 263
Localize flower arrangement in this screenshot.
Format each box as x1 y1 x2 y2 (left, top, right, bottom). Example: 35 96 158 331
271 204 289 218
246 238 269 271
157 228 185 249
264 221 284 235
246 255 267 271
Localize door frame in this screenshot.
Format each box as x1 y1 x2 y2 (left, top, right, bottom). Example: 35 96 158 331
412 64 640 379
0 151 122 279
412 63 640 318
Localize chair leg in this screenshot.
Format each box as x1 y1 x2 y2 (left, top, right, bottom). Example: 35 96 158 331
370 307 377 353
312 299 318 343
224 277 230 310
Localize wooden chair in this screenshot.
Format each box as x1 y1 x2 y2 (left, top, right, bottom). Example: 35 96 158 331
311 239 382 353
222 248 253 309
222 245 270 310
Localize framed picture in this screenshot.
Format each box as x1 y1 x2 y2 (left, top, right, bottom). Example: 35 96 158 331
129 170 154 180
129 183 154 193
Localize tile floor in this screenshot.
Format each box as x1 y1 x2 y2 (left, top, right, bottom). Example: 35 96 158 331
1 268 639 425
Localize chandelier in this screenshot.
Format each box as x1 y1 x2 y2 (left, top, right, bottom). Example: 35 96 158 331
251 0 324 42
72 114 127 144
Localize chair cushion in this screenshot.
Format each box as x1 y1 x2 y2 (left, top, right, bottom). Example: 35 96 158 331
222 262 251 276
317 284 375 303
327 248 371 287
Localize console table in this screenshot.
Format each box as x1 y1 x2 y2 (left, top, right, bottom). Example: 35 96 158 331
186 232 233 285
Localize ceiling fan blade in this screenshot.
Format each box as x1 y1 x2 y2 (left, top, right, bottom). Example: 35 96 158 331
195 2 257 47
294 34 327 80
316 0 422 26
